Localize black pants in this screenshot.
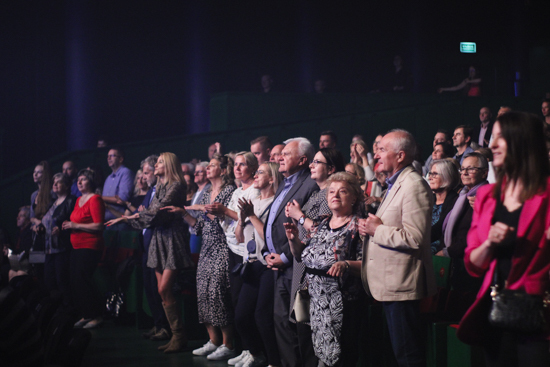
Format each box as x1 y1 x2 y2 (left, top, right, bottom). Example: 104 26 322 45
70 248 102 319
228 250 244 310
235 261 280 366
274 271 317 367
44 250 72 307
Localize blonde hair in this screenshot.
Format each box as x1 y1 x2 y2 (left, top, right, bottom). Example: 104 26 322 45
235 151 259 179
212 153 235 187
159 152 186 189
326 172 364 214
261 162 283 193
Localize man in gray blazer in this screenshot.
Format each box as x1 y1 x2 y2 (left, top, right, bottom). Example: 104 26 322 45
262 137 319 367
360 129 436 367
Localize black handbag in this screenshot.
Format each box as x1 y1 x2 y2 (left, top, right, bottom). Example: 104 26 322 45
488 261 549 333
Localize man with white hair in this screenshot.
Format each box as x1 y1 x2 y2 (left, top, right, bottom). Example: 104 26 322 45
359 129 436 367
262 137 318 367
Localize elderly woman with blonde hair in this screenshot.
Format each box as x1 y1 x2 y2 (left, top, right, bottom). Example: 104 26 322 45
285 172 365 367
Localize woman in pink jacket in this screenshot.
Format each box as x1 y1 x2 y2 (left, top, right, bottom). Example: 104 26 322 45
458 111 550 366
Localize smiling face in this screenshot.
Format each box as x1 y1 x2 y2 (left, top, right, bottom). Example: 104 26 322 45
33 165 43 184
489 122 507 169
137 172 148 191
253 163 273 190
234 155 253 181
327 181 355 215
428 165 443 192
460 156 487 189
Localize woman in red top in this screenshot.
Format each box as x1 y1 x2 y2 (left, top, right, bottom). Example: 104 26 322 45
438 65 482 96
458 112 550 366
62 169 105 329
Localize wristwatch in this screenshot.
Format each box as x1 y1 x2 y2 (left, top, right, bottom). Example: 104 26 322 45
298 215 306 226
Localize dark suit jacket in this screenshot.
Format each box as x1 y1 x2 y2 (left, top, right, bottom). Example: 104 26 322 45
262 169 319 273
473 121 494 148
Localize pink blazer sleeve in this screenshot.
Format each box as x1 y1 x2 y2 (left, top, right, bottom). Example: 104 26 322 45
464 184 495 277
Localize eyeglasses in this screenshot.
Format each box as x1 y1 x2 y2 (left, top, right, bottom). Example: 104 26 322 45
310 160 328 167
107 154 119 158
254 170 266 176
194 171 205 176
459 167 485 174
427 172 440 178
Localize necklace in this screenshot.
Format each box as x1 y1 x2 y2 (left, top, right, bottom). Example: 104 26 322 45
329 215 352 232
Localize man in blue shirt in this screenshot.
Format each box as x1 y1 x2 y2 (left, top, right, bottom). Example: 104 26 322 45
102 148 134 227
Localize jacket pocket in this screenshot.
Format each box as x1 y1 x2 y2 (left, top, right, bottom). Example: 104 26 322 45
384 257 419 293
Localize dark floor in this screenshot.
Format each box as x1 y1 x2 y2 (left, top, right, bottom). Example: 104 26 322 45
81 321 229 367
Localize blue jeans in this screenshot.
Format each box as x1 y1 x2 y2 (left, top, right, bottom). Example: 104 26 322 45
383 300 425 367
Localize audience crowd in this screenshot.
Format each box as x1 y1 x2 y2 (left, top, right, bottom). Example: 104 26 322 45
2 99 550 367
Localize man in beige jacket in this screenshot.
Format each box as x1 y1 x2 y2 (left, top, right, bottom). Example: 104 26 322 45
359 129 436 367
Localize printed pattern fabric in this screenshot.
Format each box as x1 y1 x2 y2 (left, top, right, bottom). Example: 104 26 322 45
301 215 363 366
194 184 236 326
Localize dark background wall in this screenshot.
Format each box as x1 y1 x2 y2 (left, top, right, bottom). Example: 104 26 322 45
1 0 550 180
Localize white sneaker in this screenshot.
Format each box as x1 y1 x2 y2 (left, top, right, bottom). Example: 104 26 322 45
235 352 253 367
242 354 266 367
228 350 249 365
193 340 218 356
207 344 237 361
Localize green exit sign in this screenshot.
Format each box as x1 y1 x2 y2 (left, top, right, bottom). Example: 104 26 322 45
460 42 476 53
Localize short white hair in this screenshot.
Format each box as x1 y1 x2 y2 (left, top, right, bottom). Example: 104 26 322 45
283 137 315 162
196 161 208 169
387 129 416 160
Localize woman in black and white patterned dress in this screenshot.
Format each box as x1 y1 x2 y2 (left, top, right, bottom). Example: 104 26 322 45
177 154 238 360
285 172 365 367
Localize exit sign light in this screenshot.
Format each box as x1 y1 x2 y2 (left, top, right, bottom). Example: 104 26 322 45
460 42 476 53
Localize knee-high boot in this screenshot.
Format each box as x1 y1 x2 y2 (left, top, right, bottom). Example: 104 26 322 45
158 302 188 353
